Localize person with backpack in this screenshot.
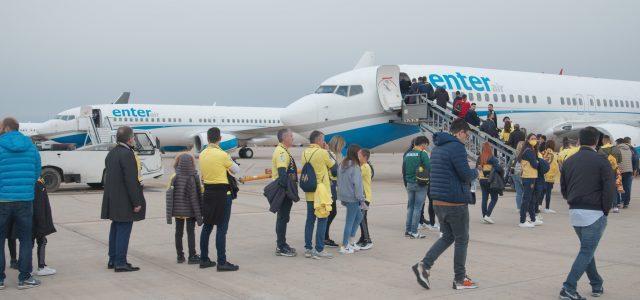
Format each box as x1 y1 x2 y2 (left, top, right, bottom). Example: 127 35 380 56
511 141 526 210
542 141 560 214
357 148 374 250
618 137 636 209
402 136 431 239
412 119 479 291
166 153 203 264
517 134 544 228
337 144 365 254
324 135 345 248
599 135 624 213
300 130 336 259
198 127 240 271
477 142 504 224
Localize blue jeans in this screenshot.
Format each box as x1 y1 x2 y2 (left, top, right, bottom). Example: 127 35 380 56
520 178 537 223
422 205 469 282
305 201 327 252
200 195 232 263
512 175 523 210
480 179 498 217
0 201 33 281
342 202 363 246
563 215 607 294
544 182 554 209
406 182 427 234
108 221 133 267
621 172 633 206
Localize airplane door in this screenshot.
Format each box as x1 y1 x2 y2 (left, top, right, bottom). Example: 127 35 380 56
376 65 403 111
586 95 596 115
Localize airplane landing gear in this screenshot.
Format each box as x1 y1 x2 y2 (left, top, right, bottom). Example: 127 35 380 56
238 147 254 159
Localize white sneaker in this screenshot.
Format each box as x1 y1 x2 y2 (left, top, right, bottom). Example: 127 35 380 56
532 219 544 226
339 246 354 254
613 207 620 213
483 216 495 224
418 223 428 230
519 221 535 228
359 242 373 250
350 243 362 251
426 224 440 231
315 250 334 259
439 232 443 238
481 217 489 224
536 214 543 220
35 266 56 276
543 208 556 214
410 232 427 239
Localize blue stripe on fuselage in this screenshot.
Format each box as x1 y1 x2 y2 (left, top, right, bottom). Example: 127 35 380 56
324 122 420 149
51 133 88 146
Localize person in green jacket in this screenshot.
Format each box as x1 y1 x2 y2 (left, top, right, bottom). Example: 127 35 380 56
403 136 431 239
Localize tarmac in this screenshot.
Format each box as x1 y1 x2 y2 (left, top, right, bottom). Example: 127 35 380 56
3 147 640 300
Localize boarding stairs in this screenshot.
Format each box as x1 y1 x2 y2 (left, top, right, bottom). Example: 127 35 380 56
399 94 516 172
82 116 116 146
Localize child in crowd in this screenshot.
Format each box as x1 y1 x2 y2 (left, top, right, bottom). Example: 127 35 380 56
357 149 373 250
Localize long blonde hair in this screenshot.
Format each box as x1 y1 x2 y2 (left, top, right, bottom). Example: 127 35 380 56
328 135 346 159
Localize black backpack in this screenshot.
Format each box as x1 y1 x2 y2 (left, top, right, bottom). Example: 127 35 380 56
300 149 319 193
416 155 430 186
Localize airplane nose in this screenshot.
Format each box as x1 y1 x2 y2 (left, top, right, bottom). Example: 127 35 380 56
281 95 318 128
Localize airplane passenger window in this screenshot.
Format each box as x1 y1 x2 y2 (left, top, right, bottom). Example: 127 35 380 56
578 99 583 105
532 96 537 104
614 100 619 107
493 94 498 102
572 98 577 105
468 93 474 101
315 85 337 94
609 100 613 107
590 99 594 106
596 99 601 106
518 95 522 103
509 95 515 103
476 93 482 101
349 85 363 96
625 100 630 107
501 94 507 102
484 93 490 102
561 97 565 105
603 100 607 107
335 86 349 97
525 95 530 103
547 97 551 104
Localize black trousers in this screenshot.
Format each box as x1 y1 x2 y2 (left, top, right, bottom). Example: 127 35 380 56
325 181 338 241
175 217 196 257
420 193 435 226
275 197 293 249
7 236 48 269
359 202 371 242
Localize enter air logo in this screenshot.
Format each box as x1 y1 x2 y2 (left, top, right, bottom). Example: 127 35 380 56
427 72 491 92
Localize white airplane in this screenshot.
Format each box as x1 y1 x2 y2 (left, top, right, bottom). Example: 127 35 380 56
21 97 290 158
281 52 640 154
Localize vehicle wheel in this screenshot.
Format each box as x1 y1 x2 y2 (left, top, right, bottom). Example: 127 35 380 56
41 167 61 192
243 148 254 159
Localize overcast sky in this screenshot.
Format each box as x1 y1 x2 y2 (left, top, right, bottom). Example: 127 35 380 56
2 0 638 122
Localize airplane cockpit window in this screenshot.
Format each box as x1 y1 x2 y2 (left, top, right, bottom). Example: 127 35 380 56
315 85 337 94
335 86 349 97
349 85 363 96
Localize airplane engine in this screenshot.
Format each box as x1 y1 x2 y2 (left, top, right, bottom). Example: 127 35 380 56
193 132 239 153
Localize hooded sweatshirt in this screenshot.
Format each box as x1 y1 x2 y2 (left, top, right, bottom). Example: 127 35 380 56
0 131 41 201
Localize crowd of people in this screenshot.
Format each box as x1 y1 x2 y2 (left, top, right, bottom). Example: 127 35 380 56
0 113 638 299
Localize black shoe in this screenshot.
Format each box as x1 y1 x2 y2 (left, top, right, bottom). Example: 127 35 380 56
17 276 41 290
559 288 586 300
188 254 201 265
114 264 140 272
108 262 133 269
404 232 411 237
324 239 339 248
177 254 186 264
276 246 297 257
623 205 629 209
199 259 217 269
411 262 430 290
592 288 604 297
10 259 18 270
217 261 239 272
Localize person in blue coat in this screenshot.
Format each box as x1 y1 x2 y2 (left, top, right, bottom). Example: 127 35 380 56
412 118 480 291
0 117 42 289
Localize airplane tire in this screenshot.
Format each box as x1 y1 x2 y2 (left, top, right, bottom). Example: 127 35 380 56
42 167 61 192
243 148 254 159
238 148 246 158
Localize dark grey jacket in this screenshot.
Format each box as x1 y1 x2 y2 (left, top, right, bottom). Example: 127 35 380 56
101 143 146 222
166 156 203 225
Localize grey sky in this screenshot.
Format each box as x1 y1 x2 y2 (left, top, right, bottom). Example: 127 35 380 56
2 0 638 122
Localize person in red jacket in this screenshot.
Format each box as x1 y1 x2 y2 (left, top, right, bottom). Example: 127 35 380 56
453 94 471 119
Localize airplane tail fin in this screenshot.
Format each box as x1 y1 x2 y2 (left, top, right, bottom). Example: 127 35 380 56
353 51 375 70
113 92 130 104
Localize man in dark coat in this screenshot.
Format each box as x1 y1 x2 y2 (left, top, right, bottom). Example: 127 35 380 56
507 124 525 148
465 103 481 127
101 126 146 272
434 86 449 109
480 115 499 139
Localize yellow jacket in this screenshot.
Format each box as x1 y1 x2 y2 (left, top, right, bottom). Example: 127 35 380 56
500 128 512 143
313 183 333 218
543 149 560 183
557 146 579 165
302 144 335 202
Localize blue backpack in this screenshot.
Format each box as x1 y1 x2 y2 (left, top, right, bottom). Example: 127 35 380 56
300 149 320 193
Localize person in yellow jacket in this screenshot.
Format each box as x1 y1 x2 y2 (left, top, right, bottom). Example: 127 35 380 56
301 130 336 259
557 140 579 168
500 121 513 143
542 141 559 214
517 133 543 228
357 148 373 250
